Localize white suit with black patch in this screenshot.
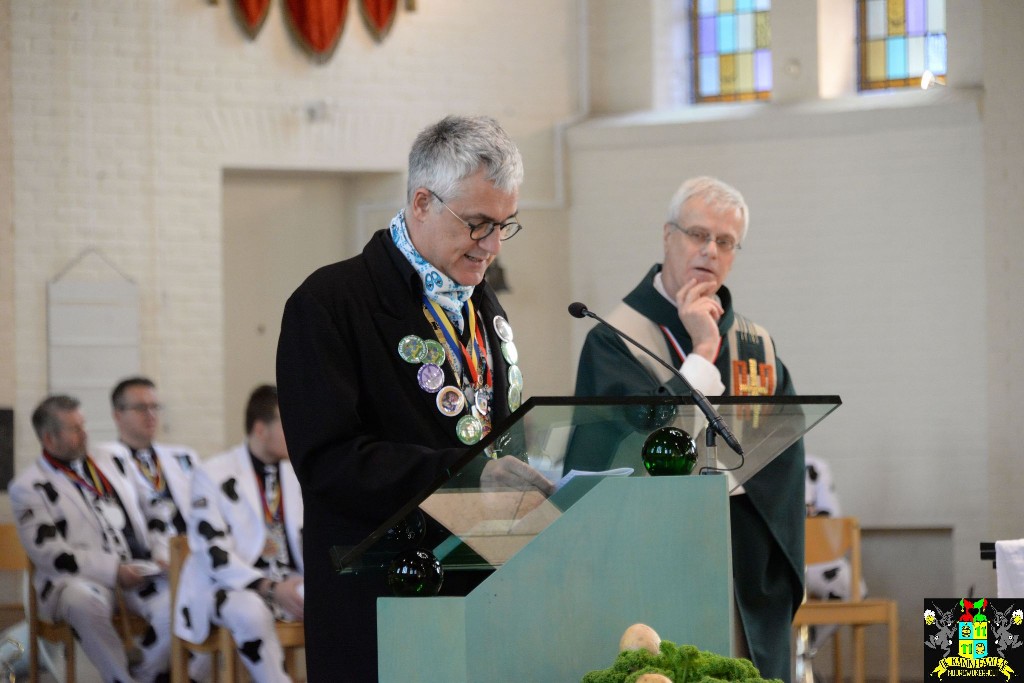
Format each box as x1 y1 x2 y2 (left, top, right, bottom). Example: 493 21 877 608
91 440 200 566
9 453 174 683
804 454 865 652
174 444 303 683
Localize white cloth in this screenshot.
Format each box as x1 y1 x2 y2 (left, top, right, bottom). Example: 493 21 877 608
996 539 1024 598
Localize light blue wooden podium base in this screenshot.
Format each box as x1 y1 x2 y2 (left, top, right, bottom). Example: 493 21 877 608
378 476 733 682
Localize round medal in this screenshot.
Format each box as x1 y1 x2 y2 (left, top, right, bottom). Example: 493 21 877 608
398 335 426 363
456 415 484 445
500 340 518 365
436 386 466 416
493 316 514 343
422 339 446 366
507 364 523 391
474 391 490 416
507 385 522 412
417 363 445 393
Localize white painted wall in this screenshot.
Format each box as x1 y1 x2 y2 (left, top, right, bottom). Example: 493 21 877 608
2 0 580 469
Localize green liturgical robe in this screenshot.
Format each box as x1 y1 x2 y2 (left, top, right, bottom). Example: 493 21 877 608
571 264 805 683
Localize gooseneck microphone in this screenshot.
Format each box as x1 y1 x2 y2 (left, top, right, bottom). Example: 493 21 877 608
568 301 743 456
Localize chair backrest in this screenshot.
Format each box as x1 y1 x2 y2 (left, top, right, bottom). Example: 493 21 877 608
805 516 864 601
0 523 29 572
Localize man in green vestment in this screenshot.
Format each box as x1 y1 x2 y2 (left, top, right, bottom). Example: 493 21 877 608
572 176 805 683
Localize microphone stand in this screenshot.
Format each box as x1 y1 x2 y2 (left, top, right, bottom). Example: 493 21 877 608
568 302 743 461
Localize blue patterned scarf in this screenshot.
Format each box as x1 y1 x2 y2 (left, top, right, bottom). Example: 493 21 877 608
390 210 473 332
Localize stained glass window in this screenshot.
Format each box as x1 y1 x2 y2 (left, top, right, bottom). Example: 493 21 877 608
858 0 947 91
692 0 772 103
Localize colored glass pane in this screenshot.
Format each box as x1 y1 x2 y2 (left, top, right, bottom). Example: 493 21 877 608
736 0 754 11
736 52 754 92
699 55 721 96
720 54 737 94
887 0 906 36
755 11 770 49
754 50 772 90
927 0 945 32
866 0 886 40
698 0 717 17
907 36 925 74
906 0 925 35
719 0 735 12
700 16 718 54
737 12 754 51
718 13 737 54
887 36 908 78
754 0 769 9
866 40 886 82
927 34 947 73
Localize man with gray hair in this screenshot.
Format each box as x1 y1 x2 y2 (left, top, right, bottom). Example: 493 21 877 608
277 114 552 681
571 176 805 682
9 395 175 682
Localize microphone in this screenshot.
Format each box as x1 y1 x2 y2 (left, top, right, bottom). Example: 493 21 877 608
568 301 743 456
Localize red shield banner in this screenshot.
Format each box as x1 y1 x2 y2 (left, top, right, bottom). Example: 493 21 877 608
358 0 398 43
284 0 351 63
229 0 272 40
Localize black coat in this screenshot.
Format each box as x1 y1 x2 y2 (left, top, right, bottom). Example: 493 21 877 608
276 228 515 681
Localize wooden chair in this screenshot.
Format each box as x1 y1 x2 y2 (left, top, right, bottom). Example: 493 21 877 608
0 523 150 683
0 523 77 683
792 516 899 683
169 535 305 683
169 535 236 683
0 524 29 630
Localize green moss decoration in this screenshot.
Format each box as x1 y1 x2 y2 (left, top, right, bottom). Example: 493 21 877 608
581 641 782 683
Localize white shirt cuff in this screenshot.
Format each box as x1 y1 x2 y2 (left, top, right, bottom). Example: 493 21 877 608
680 353 725 396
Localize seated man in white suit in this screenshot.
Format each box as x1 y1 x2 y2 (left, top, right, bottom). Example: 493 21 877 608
175 384 304 683
9 394 174 683
92 376 200 566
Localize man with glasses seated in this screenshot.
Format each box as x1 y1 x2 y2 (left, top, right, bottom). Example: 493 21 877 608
92 377 200 568
276 114 553 682
571 176 805 682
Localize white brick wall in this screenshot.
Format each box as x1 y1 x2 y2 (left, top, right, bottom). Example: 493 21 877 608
5 1 581 469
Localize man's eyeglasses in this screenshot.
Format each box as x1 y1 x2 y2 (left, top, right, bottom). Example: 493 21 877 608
428 190 523 241
667 222 741 253
119 403 163 414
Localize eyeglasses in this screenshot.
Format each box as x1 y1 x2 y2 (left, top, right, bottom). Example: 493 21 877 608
119 403 163 414
428 190 523 241
667 222 741 253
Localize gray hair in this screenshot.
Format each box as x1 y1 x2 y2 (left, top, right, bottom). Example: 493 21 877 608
406 115 524 204
667 176 749 243
31 394 80 441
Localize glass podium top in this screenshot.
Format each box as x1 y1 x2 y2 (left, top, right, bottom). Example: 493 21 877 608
330 395 840 575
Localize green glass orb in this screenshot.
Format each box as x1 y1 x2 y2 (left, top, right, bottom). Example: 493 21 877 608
387 548 444 597
641 426 697 476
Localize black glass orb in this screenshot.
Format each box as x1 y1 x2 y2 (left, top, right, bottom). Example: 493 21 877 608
641 426 697 476
387 548 444 597
623 403 677 432
381 509 427 549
